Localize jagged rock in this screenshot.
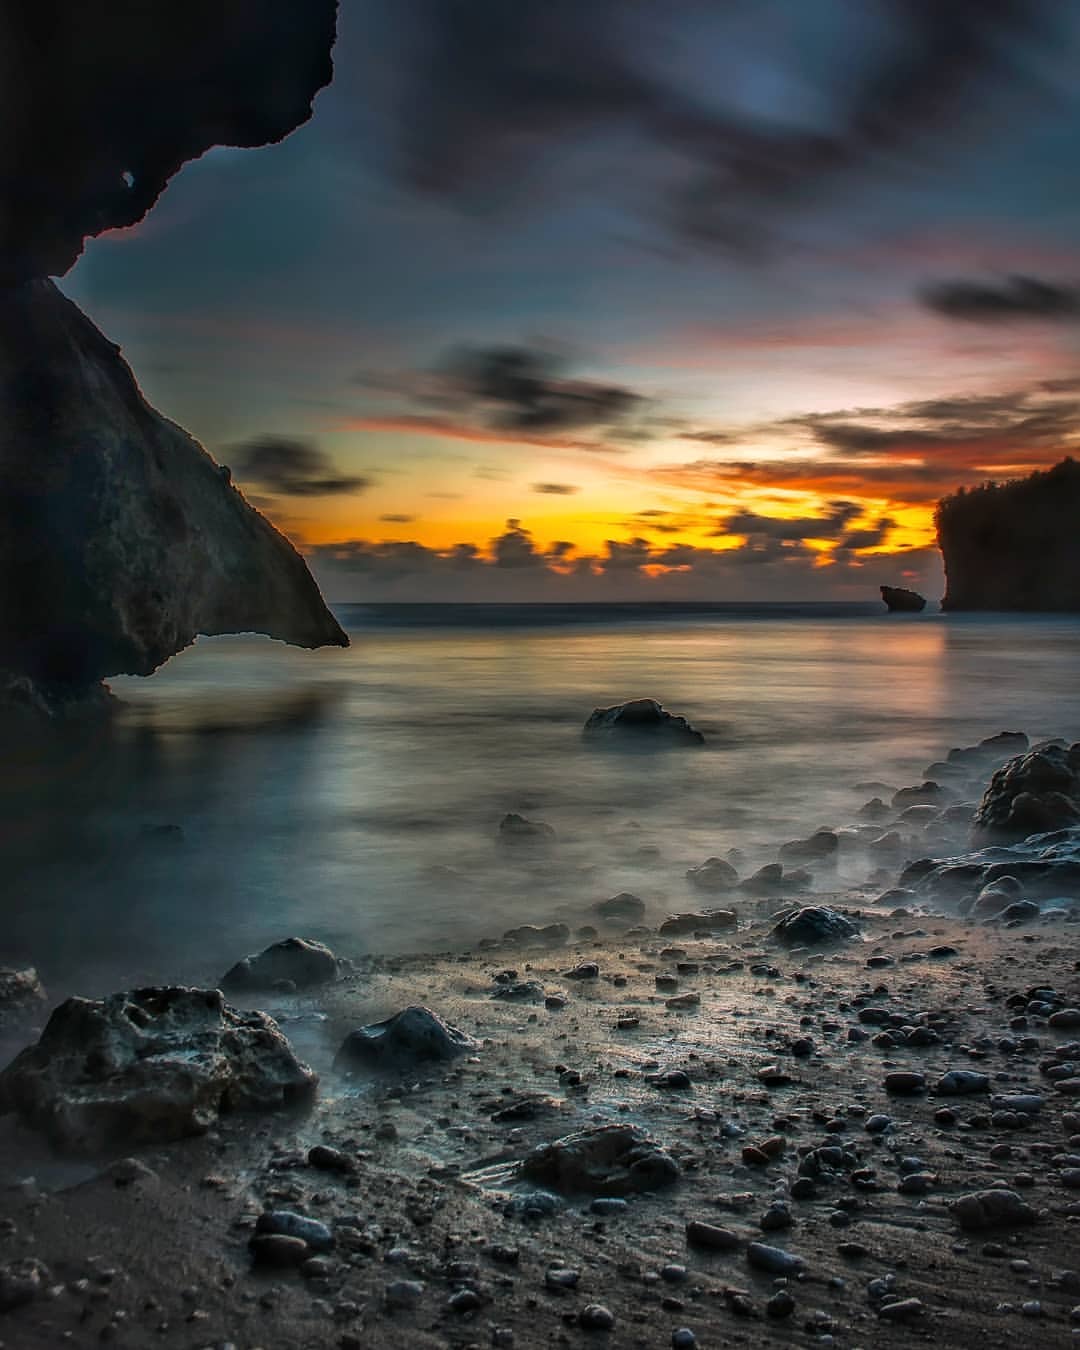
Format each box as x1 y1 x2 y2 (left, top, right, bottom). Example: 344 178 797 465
685 857 738 891
0 283 347 701
902 828 1080 908
498 813 555 846
0 967 47 1027
0 986 316 1152
582 699 704 746
519 1124 679 1196
491 980 546 1003
1 3 337 283
334 1006 478 1070
949 1188 1036 1230
938 458 1080 611
972 744 1080 844
221 938 339 992
659 910 737 936
770 906 858 945
880 585 926 612
594 892 646 921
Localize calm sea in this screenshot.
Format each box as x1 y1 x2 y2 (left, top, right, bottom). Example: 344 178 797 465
4 603 1078 999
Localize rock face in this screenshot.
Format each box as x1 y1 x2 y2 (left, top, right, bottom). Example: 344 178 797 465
937 458 1080 610
221 938 340 992
0 283 347 700
880 585 926 612
0 986 317 1152
971 743 1080 843
335 1006 479 1070
0 2 338 284
583 699 705 746
0 1 345 710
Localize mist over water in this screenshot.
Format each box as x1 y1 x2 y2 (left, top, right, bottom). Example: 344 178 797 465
4 604 1078 1002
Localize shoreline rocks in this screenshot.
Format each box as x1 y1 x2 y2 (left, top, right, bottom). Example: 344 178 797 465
221 937 339 993
0 986 317 1152
335 1005 478 1070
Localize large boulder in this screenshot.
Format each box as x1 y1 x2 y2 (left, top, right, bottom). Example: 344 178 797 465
583 699 705 746
971 743 1080 844
0 986 317 1152
221 938 339 992
519 1124 679 1196
685 857 738 891
771 906 859 945
335 1006 478 1070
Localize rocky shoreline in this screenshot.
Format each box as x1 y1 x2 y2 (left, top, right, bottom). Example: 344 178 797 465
1 733 1079 1348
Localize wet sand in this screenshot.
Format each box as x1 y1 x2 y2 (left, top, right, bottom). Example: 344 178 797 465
2 897 1079 1349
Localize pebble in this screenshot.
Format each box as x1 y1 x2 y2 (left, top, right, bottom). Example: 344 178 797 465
878 1297 924 1321
884 1071 926 1095
578 1304 615 1330
307 1144 353 1173
671 1331 697 1348
686 1220 740 1251
385 1279 425 1308
864 1113 892 1134
248 1235 309 1268
255 1211 334 1251
746 1243 805 1275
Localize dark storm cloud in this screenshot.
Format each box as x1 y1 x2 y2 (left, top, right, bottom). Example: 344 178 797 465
434 345 642 433
379 512 416 522
228 435 371 497
920 274 1080 322
370 0 1052 248
531 482 579 495
723 501 862 541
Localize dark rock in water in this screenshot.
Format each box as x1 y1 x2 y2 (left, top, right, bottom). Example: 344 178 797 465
519 1124 679 1196
659 910 737 936
880 585 926 612
582 699 704 746
685 857 738 891
498 813 556 846
893 781 948 809
221 938 339 992
971 744 1080 844
0 986 317 1152
949 1188 1036 1230
779 830 838 863
937 458 1080 611
503 923 570 947
594 892 646 921
0 279 348 710
904 827 1080 909
335 1006 478 1070
0 967 47 1027
771 906 859 945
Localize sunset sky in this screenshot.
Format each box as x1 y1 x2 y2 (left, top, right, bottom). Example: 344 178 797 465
61 0 1080 601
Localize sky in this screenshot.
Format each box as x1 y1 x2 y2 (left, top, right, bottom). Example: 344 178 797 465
61 0 1080 602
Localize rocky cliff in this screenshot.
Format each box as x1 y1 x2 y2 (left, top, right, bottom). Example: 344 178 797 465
936 458 1080 612
0 1 345 711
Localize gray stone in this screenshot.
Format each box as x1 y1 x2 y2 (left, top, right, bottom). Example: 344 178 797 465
521 1125 679 1197
583 699 705 746
950 1189 1037 1230
221 938 338 992
746 1242 805 1275
335 1006 478 1070
0 986 316 1152
770 906 858 945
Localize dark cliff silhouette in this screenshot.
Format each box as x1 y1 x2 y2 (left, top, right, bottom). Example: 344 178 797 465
937 458 1080 611
0 2 345 714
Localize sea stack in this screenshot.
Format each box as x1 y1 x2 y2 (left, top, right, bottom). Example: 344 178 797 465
880 585 927 613
0 1 344 717
937 459 1080 611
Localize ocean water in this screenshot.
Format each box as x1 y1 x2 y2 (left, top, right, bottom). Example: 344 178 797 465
3 603 1078 1000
